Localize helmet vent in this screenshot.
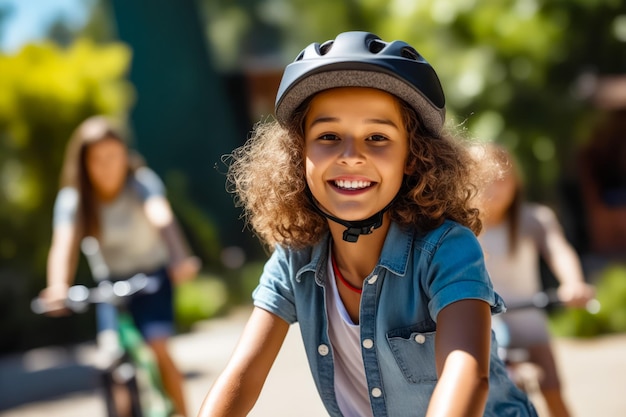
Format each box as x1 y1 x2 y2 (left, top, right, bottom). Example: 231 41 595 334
295 50 305 61
401 47 420 61
368 39 386 54
319 40 334 56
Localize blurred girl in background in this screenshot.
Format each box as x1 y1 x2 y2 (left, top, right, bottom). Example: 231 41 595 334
477 143 594 417
39 115 200 416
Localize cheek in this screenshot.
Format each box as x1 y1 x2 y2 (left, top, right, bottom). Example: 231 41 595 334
304 157 317 189
86 162 104 183
113 159 128 178
387 160 407 190
483 183 514 212
501 188 516 207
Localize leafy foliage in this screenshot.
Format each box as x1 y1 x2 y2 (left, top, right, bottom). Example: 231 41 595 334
200 0 626 201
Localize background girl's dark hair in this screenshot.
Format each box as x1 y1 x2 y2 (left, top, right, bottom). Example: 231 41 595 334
60 115 144 238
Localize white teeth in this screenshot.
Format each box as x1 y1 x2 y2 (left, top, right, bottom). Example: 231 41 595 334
334 180 371 190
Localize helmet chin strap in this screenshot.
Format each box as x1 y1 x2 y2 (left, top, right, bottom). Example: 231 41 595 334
306 190 393 243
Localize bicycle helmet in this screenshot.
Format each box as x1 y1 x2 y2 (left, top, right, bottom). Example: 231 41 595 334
275 31 446 136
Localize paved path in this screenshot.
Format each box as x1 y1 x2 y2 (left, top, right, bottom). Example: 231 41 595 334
0 307 326 417
1 306 625 417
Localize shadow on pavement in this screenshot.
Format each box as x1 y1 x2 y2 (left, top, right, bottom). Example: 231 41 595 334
0 344 100 410
0 342 207 412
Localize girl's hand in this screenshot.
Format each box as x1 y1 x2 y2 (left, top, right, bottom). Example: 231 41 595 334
38 284 71 316
557 282 595 308
168 256 201 284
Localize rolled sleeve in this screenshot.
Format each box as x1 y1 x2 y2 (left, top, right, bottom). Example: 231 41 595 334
425 224 505 321
252 245 298 324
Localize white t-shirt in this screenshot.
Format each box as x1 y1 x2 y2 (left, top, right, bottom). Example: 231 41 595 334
325 254 373 417
53 167 170 277
479 203 563 347
478 203 559 303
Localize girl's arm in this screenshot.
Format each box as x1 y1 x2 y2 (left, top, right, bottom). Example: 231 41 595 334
535 207 594 307
41 222 81 314
426 299 492 417
144 195 201 283
197 307 289 417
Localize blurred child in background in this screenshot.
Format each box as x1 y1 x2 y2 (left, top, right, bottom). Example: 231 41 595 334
39 115 200 416
477 143 595 417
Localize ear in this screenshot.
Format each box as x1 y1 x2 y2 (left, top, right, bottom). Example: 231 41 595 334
403 156 413 176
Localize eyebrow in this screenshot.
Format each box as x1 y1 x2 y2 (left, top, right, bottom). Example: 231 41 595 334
308 116 399 129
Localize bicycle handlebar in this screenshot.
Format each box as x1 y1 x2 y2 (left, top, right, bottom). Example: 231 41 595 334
503 289 601 314
31 273 161 315
33 236 163 315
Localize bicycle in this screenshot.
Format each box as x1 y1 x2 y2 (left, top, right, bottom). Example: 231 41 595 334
32 237 174 417
493 290 600 415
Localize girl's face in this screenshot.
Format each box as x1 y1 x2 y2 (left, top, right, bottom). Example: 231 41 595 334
482 168 516 223
85 137 128 200
304 87 409 222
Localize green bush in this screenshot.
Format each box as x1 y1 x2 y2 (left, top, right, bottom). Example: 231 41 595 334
174 274 229 332
549 264 626 337
595 265 626 333
173 260 267 332
236 261 266 300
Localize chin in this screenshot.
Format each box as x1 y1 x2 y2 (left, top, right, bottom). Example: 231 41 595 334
339 209 384 222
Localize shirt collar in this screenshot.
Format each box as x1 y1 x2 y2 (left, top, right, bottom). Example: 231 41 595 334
296 222 414 284
378 222 413 277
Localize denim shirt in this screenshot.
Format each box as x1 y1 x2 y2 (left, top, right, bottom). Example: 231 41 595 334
253 220 538 417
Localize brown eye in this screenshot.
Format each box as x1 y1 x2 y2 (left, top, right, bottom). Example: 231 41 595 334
367 135 387 142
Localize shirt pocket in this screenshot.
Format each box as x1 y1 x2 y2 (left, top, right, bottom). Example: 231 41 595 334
386 319 438 384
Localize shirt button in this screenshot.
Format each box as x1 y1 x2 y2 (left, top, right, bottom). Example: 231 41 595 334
367 274 378 284
415 334 426 344
371 387 382 398
318 344 329 356
362 339 374 349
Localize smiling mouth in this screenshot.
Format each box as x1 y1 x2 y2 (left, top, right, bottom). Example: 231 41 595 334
332 179 373 190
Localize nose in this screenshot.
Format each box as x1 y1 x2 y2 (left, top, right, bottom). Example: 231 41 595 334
338 137 364 165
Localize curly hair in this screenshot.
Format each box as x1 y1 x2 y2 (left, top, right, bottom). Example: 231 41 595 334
227 97 484 249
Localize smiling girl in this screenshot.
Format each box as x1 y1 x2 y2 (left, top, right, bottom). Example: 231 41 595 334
198 32 537 417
